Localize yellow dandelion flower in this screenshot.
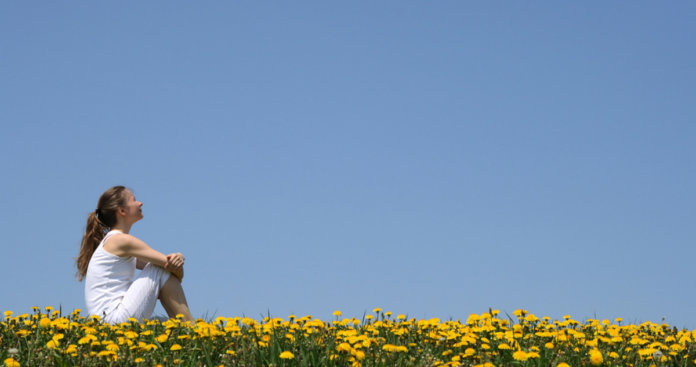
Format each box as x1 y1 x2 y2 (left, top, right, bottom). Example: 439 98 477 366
134 358 144 363
589 349 604 366
545 342 555 349
170 344 182 351
557 363 570 367
373 308 382 313
337 342 352 352
513 350 528 361
155 334 168 343
4 358 20 367
333 310 342 317
46 340 59 349
39 318 51 328
280 351 294 359
226 350 236 356
498 343 512 350
15 330 29 338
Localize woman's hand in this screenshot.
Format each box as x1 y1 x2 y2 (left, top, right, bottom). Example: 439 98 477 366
165 253 185 270
165 253 185 281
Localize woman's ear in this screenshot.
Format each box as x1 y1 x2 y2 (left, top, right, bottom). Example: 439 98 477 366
116 206 127 217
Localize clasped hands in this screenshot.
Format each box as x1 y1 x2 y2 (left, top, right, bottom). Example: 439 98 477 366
165 252 185 281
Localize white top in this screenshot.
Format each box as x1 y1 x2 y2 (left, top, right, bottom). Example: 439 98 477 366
84 230 137 318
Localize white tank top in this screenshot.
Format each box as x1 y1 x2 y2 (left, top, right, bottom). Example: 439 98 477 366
84 230 137 319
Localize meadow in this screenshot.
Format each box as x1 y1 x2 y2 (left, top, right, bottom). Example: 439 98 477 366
1 307 694 366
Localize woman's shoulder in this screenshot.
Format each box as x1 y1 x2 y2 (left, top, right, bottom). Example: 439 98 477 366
102 232 139 256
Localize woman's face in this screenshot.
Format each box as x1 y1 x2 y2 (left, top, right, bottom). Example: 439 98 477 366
121 191 144 222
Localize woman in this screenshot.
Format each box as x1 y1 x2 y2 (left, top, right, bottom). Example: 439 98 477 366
76 186 193 323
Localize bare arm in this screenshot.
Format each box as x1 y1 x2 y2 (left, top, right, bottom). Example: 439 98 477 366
105 234 184 280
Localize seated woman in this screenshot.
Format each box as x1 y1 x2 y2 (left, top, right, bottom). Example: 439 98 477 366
76 186 193 323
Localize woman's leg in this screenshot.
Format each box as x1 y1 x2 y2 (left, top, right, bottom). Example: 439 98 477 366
115 263 170 322
159 276 193 322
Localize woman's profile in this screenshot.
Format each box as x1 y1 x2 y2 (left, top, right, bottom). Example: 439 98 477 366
76 186 193 323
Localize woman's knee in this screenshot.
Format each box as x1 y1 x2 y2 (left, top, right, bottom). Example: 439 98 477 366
141 263 170 289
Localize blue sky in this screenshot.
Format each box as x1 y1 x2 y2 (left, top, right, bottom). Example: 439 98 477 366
1 1 695 327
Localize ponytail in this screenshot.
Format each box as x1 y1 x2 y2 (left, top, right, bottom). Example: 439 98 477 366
76 186 129 281
76 212 106 280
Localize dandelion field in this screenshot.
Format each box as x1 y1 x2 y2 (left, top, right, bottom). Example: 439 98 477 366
2 307 695 367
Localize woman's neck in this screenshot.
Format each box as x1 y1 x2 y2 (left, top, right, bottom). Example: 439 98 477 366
111 221 132 234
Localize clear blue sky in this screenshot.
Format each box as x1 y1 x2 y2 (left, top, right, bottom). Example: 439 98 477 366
1 1 695 327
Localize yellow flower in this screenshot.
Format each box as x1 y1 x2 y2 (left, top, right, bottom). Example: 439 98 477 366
4 311 13 318
4 358 20 367
170 344 182 351
498 343 512 350
382 344 408 353
513 350 528 361
46 340 59 349
545 342 555 349
39 318 51 328
134 358 144 363
155 334 168 343
78 335 95 344
226 350 236 356
373 308 382 313
589 349 604 366
15 330 29 338
557 363 570 367
333 310 342 317
337 342 352 352
280 351 294 359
